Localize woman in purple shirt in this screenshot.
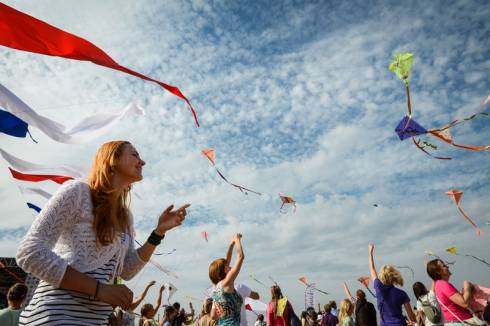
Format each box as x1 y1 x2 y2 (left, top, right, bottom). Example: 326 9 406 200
368 244 416 326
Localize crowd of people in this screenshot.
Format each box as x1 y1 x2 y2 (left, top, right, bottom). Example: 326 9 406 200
0 141 488 326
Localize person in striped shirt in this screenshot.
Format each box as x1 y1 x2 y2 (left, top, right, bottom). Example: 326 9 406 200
17 141 190 325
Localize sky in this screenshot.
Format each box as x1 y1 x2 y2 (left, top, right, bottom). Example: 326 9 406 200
0 0 489 314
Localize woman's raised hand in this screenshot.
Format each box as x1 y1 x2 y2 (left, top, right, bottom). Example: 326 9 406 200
369 243 374 254
155 204 190 236
232 233 242 243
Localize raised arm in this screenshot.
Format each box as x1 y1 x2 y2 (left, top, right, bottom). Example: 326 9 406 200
368 243 377 281
343 282 354 302
131 280 156 311
152 285 165 318
225 238 235 265
222 234 244 291
186 302 195 323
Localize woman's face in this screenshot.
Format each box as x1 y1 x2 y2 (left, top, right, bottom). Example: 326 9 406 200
437 260 451 279
114 144 146 184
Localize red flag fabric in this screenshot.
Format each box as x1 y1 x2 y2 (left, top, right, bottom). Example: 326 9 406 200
0 2 199 127
9 167 73 185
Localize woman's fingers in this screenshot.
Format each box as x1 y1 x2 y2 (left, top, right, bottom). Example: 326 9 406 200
163 205 174 214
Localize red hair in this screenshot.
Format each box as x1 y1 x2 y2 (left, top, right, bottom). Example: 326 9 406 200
87 141 131 246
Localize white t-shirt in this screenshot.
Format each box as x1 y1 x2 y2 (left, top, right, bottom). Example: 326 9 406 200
416 290 442 326
236 283 253 326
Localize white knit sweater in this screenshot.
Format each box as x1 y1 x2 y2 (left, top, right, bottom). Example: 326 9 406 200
16 180 146 287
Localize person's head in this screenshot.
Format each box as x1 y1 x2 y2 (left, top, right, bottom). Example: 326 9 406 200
208 258 230 285
88 141 145 246
164 305 176 321
412 282 429 300
338 299 354 322
7 283 28 308
426 259 451 281
356 289 366 301
270 285 283 301
173 302 181 311
141 303 155 318
378 265 404 286
324 303 332 313
301 311 307 319
257 314 265 322
201 298 213 315
329 301 337 310
88 141 145 189
306 307 318 324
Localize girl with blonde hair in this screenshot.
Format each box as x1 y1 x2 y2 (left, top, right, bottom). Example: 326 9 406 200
338 299 355 326
368 243 416 326
17 141 189 325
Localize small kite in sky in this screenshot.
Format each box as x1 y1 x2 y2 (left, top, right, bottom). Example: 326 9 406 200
390 53 489 159
0 3 199 127
166 282 178 302
245 304 259 316
358 276 370 288
357 276 377 298
446 189 481 236
298 276 329 295
202 148 261 195
279 194 296 213
201 231 209 242
424 249 455 265
446 246 490 267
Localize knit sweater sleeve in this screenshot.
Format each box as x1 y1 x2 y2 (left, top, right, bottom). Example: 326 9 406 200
120 232 146 280
16 180 85 287
120 211 146 280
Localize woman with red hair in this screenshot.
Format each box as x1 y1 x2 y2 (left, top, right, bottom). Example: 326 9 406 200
17 141 189 325
208 233 245 326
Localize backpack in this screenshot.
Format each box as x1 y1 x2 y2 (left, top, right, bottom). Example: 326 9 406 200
421 299 442 324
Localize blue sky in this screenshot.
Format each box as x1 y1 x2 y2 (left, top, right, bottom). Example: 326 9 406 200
1 0 489 313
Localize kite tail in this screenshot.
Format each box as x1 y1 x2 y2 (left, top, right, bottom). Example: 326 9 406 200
412 137 452 160
366 287 377 298
456 205 481 236
405 82 412 117
464 254 490 267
